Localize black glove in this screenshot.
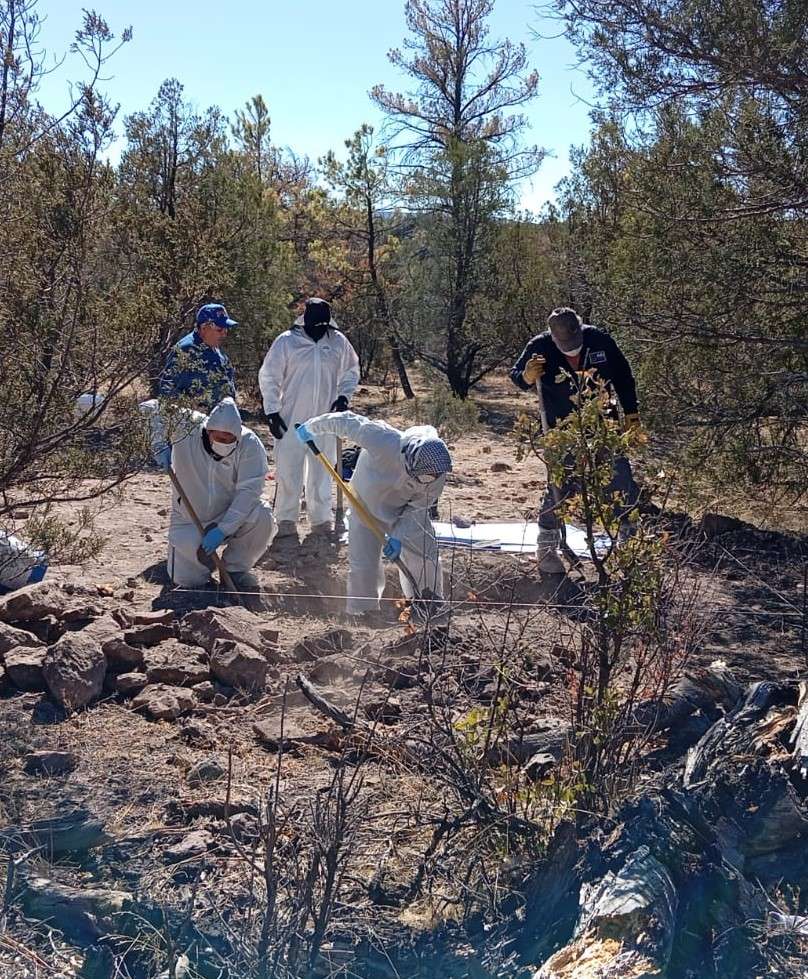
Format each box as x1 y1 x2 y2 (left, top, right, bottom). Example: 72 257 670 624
266 412 287 440
330 395 349 412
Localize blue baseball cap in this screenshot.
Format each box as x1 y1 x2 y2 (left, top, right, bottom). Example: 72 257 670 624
196 303 238 329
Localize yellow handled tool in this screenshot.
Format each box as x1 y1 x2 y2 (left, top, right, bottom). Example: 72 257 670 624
295 425 423 597
167 467 241 601
335 437 344 525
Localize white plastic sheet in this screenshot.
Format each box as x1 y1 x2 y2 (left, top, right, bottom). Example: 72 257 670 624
432 520 611 558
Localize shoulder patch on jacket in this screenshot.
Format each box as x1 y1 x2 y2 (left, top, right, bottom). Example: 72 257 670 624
589 350 607 365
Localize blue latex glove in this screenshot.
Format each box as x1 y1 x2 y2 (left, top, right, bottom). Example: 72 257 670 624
154 444 171 470
201 525 225 555
295 422 314 445
382 536 402 561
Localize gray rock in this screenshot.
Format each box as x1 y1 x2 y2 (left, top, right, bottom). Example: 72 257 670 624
132 684 196 721
0 621 44 657
23 750 78 776
22 875 131 945
0 582 100 624
3 807 109 856
253 714 316 752
143 640 209 686
5 645 47 691
210 639 268 691
192 680 215 703
42 633 106 710
123 623 176 648
186 758 225 786
164 829 214 863
179 607 279 658
77 613 123 647
113 671 148 694
116 609 175 629
103 637 144 669
228 812 259 843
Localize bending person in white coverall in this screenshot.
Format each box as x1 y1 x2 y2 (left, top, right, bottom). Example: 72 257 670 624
296 411 452 617
258 298 360 538
150 398 275 590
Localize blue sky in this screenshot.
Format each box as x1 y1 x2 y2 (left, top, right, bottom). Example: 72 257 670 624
34 0 596 211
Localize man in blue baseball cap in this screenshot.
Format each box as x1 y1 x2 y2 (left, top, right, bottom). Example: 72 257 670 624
159 303 238 412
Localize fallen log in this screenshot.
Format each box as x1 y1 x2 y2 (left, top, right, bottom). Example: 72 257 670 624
485 722 572 767
790 680 808 778
535 845 677 979
295 672 356 730
528 787 767 979
528 678 808 979
632 659 743 733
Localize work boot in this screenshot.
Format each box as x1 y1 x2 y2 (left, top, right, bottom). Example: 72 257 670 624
274 520 298 539
536 528 565 574
228 570 261 593
308 521 332 535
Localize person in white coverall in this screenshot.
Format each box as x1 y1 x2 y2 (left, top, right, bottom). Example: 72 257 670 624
296 411 452 617
150 398 275 589
258 298 360 537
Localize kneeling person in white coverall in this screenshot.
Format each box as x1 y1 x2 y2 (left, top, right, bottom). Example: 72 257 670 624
295 411 451 617
258 298 360 538
153 398 275 590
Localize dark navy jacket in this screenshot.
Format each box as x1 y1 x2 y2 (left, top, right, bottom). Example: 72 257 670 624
159 330 236 412
510 325 638 428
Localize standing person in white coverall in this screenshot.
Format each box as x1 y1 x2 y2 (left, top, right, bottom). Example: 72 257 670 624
150 398 275 590
295 411 452 618
258 298 360 539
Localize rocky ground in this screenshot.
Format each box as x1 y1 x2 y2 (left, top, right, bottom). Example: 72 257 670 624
0 376 806 978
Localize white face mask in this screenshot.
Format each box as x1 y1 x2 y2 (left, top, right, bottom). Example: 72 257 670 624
210 438 237 459
564 345 583 358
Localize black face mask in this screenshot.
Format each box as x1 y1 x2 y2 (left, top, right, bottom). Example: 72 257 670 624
303 323 328 342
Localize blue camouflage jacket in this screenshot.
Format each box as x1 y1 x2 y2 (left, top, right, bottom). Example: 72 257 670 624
159 330 237 411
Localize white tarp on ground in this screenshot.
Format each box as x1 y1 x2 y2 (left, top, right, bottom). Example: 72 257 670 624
432 521 611 558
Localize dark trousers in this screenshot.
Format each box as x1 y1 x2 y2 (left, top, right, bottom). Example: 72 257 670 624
538 455 640 531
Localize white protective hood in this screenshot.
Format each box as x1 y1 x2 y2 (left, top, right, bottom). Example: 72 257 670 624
205 397 242 438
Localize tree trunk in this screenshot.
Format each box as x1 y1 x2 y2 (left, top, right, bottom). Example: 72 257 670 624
387 331 414 398
365 197 415 399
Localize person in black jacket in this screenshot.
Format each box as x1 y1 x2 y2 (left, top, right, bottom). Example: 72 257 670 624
510 307 642 574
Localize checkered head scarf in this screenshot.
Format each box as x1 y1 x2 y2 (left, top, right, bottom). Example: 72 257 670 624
403 435 452 478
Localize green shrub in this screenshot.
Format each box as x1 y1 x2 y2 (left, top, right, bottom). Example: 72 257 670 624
405 383 480 441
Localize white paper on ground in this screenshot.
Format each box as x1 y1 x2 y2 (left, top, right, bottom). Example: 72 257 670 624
432 520 610 558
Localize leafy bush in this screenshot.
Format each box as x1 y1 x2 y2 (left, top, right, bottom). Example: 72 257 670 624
405 382 480 441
